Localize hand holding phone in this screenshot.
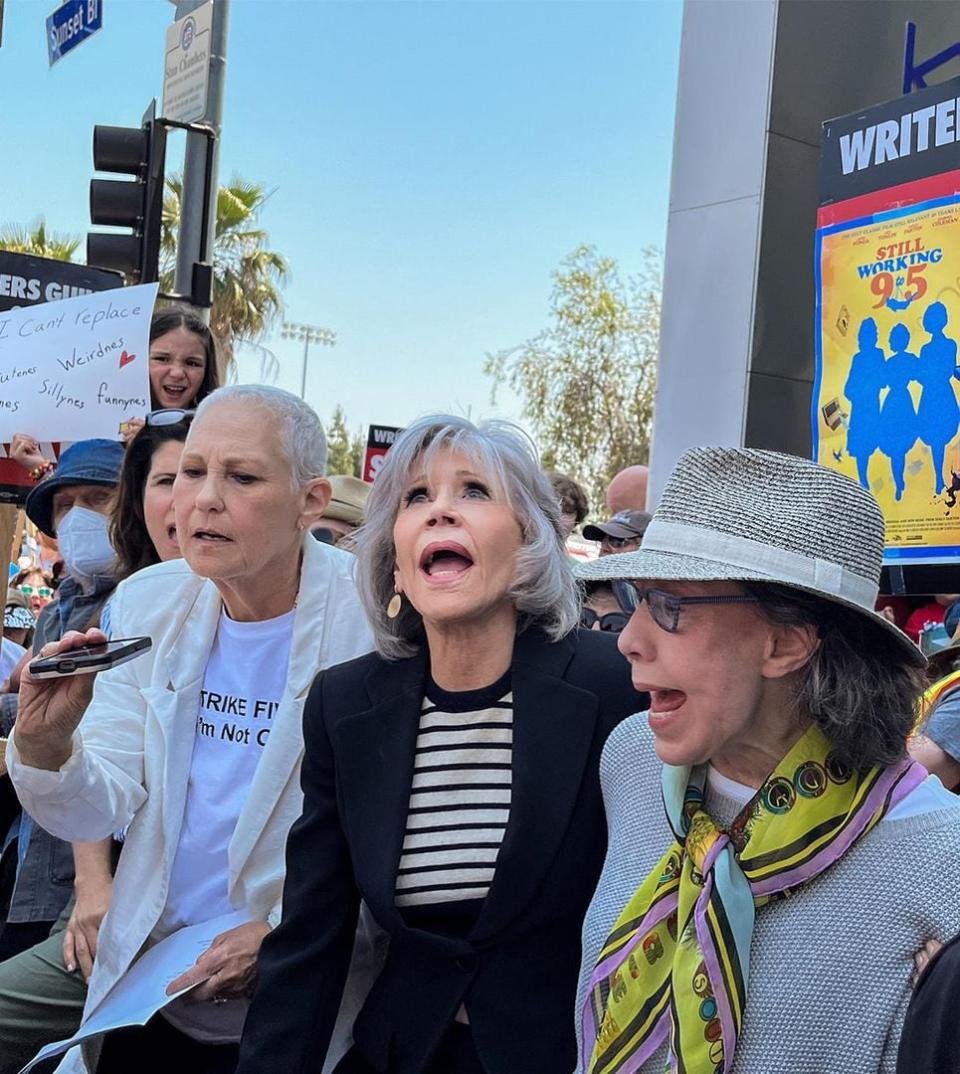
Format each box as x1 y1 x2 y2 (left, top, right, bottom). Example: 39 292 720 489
16 630 149 773
28 637 151 679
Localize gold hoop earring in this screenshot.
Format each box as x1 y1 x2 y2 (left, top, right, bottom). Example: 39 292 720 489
386 590 403 619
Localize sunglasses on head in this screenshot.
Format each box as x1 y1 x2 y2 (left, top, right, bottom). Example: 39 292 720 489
579 608 631 633
19 584 52 598
628 583 760 634
146 408 195 427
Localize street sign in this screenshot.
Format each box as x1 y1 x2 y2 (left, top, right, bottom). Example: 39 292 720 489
46 0 102 68
363 424 404 482
162 0 213 123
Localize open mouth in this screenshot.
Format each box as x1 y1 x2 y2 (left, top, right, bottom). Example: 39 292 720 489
194 529 231 543
419 542 474 578
642 686 687 714
161 384 188 399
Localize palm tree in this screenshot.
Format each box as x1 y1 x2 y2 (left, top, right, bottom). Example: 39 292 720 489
0 218 81 261
161 175 288 372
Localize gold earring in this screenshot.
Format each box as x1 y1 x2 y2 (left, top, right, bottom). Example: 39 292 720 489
387 590 403 619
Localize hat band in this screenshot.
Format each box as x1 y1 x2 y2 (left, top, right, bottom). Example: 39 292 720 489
641 520 878 610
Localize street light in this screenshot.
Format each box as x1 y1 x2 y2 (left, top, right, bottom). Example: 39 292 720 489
280 321 337 400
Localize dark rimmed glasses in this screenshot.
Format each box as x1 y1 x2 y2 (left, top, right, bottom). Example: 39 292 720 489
628 583 760 634
146 408 196 427
601 534 642 551
579 608 631 633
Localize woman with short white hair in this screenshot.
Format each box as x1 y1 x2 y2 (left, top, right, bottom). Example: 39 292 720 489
235 414 638 1074
9 385 373 1074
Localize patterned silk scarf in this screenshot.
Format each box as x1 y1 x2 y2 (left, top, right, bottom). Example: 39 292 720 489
582 724 925 1074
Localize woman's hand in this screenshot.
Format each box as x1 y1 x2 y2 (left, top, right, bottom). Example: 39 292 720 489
166 921 271 1002
15 630 108 771
10 434 48 474
64 874 113 980
913 938 943 984
119 418 145 445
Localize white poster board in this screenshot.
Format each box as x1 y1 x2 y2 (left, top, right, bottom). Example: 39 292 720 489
162 0 213 124
0 284 157 441
19 910 248 1073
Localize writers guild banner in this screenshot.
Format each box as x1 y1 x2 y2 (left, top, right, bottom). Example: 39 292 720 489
814 174 960 564
363 424 404 482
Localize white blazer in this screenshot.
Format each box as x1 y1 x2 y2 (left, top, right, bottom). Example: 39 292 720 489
9 535 374 1072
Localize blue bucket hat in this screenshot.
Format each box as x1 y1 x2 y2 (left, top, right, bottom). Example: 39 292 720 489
25 439 125 537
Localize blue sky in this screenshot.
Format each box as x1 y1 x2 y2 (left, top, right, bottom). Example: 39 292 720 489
1 0 682 437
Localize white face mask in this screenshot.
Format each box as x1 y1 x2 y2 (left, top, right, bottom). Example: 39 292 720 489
57 506 116 588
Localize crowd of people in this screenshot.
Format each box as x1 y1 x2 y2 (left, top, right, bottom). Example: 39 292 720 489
0 306 956 1074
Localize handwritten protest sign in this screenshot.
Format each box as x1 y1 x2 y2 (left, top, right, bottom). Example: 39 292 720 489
0 283 157 442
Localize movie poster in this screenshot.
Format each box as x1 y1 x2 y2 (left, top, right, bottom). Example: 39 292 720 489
817 76 960 565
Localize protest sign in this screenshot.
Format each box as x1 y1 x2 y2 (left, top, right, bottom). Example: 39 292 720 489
0 284 157 443
816 74 960 566
363 424 404 482
0 254 125 505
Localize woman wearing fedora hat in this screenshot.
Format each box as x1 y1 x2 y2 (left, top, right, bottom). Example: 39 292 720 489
573 446 960 1074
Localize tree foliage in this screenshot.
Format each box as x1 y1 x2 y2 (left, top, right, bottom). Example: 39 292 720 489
161 175 288 373
325 406 365 477
0 218 81 262
485 244 660 511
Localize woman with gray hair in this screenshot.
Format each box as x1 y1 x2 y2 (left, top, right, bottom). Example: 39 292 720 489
7 385 373 1073
235 415 637 1074
573 446 960 1074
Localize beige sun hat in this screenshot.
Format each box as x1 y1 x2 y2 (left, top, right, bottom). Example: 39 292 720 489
325 476 372 525
575 446 923 665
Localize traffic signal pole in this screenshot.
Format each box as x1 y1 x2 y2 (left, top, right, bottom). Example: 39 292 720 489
173 0 229 321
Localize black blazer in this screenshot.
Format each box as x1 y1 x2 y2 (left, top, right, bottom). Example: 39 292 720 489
236 627 642 1074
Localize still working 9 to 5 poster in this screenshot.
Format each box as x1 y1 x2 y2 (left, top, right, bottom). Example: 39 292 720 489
814 174 960 563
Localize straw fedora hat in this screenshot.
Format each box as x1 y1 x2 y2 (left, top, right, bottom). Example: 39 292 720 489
576 446 923 665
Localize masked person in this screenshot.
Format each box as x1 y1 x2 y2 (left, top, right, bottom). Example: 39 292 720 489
0 440 123 961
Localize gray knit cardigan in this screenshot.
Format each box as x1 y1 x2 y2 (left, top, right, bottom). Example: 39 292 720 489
574 714 960 1074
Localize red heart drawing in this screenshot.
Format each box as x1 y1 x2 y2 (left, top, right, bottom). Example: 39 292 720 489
119 351 136 368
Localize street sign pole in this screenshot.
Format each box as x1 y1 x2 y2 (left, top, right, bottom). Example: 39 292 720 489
172 0 228 321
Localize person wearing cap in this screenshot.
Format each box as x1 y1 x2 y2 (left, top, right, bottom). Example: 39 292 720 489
582 509 650 556
0 440 124 962
313 475 371 548
573 446 960 1074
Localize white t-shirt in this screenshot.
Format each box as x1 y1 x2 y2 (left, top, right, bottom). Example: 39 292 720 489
158 606 295 1041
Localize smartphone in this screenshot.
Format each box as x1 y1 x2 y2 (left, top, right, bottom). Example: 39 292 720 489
29 637 152 680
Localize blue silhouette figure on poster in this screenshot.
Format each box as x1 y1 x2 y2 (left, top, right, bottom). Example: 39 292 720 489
878 323 919 501
916 301 960 495
844 317 886 489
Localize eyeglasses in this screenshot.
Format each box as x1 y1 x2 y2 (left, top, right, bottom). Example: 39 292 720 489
601 534 641 550
629 583 760 634
579 608 631 633
146 408 195 427
18 585 52 598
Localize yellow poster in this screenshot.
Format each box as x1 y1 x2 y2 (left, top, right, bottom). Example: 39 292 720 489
814 186 960 563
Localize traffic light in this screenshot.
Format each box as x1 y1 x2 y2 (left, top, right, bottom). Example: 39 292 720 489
88 101 167 284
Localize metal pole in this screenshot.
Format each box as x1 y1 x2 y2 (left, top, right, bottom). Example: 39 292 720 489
300 337 310 400
173 0 229 319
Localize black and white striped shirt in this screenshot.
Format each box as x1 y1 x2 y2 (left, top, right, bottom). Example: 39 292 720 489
395 674 513 909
